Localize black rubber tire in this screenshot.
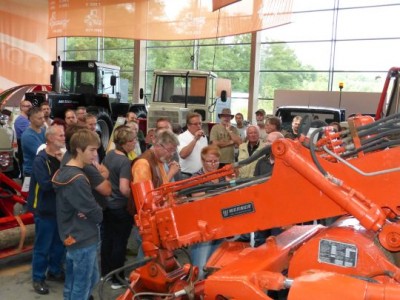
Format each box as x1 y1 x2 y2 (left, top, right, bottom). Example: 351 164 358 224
129 104 147 119
87 107 113 150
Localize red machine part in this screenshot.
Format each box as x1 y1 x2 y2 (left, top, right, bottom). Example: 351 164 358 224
0 173 34 259
118 118 400 299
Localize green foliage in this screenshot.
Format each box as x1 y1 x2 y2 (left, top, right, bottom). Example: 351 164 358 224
259 42 316 99
65 36 324 105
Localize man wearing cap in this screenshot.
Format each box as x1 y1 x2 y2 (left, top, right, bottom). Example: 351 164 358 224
255 108 267 141
210 108 242 166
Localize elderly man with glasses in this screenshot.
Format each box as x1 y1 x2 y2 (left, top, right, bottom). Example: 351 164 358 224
177 112 208 177
131 130 180 189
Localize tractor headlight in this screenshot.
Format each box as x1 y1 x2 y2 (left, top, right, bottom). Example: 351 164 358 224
0 151 12 169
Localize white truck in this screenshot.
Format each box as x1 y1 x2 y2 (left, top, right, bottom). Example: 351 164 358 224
146 69 230 133
273 89 380 130
273 89 380 117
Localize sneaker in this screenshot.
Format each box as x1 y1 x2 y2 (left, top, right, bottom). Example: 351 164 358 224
33 281 49 295
47 272 65 282
110 282 123 290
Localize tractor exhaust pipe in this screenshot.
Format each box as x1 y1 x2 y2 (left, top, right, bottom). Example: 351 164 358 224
52 56 62 93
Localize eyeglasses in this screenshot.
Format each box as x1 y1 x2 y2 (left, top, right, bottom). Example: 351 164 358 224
204 160 219 165
159 143 176 155
189 122 202 126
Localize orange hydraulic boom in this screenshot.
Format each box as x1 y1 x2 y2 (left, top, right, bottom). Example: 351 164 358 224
117 113 400 300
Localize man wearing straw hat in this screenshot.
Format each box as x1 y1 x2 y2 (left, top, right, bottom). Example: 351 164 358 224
210 108 242 167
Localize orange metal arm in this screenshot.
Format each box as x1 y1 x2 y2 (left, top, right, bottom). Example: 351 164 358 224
133 138 400 254
120 113 400 300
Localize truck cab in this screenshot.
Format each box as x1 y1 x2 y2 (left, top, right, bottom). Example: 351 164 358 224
275 105 346 131
26 59 129 148
48 60 123 119
146 70 228 131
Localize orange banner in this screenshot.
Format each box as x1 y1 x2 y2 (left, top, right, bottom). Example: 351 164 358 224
48 0 293 40
0 1 55 92
213 0 242 11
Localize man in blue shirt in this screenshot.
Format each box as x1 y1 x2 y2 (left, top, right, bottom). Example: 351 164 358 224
21 107 45 178
14 100 32 177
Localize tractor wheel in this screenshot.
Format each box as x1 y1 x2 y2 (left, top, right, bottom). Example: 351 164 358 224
87 107 113 150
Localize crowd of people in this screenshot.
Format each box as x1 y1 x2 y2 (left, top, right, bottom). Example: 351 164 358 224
12 99 306 299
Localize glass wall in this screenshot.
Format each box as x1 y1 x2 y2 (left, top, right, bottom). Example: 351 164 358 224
61 1 400 115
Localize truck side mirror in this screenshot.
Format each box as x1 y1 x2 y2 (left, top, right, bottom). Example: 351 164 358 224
221 90 227 102
139 88 144 100
110 75 117 86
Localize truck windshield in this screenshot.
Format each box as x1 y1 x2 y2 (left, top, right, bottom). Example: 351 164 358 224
277 109 342 131
153 75 207 105
62 70 95 94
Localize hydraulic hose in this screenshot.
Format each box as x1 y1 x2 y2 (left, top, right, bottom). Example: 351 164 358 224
360 128 400 146
309 127 328 176
342 138 400 158
177 176 257 197
355 111 400 131
234 145 271 168
98 257 152 300
357 122 400 138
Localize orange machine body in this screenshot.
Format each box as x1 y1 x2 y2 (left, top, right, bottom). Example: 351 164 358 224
118 114 400 300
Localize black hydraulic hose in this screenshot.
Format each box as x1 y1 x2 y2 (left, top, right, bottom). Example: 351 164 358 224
361 137 392 149
173 247 194 282
98 257 152 300
342 138 400 158
357 122 400 138
234 145 271 168
362 139 400 154
360 128 400 145
177 181 234 197
309 127 328 176
355 112 400 131
177 175 268 197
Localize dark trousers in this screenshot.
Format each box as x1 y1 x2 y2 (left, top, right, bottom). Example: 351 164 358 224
32 216 65 281
16 138 23 178
100 208 133 282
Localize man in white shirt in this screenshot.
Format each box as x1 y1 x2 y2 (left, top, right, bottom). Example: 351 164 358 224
178 112 208 176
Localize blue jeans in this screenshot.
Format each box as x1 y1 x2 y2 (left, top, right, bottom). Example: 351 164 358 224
190 239 223 279
32 216 65 281
132 226 144 260
64 243 99 300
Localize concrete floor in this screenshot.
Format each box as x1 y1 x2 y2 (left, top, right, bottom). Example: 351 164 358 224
0 251 136 300
0 177 140 300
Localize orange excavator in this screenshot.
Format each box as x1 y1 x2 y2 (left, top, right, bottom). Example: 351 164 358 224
113 111 400 300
